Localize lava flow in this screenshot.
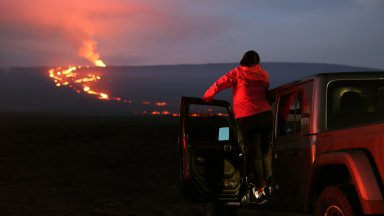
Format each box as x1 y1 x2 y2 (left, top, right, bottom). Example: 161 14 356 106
48 36 137 105
48 65 182 116
48 65 130 103
47 39 179 116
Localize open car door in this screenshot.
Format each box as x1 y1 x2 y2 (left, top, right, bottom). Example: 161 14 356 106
178 96 244 202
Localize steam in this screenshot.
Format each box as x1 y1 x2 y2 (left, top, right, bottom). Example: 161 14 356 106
0 0 141 66
78 39 106 67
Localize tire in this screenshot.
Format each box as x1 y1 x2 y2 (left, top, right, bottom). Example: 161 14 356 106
203 202 238 216
315 184 362 216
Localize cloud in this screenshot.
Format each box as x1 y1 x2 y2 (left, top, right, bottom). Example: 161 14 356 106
0 0 166 66
1 0 383 68
0 0 232 66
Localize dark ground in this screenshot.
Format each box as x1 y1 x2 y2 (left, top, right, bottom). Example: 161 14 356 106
0 114 309 216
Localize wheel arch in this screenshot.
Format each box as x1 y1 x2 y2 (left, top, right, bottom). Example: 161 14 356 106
306 149 384 214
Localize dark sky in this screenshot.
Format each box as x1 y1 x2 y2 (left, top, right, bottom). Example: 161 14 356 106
1 0 384 69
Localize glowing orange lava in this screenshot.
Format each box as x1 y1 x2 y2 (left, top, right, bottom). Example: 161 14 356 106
48 39 178 116
48 37 131 103
49 66 114 101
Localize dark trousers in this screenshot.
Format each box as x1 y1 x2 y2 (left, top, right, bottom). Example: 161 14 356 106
237 111 273 188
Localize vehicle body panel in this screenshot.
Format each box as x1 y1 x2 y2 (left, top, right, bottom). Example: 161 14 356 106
314 124 384 214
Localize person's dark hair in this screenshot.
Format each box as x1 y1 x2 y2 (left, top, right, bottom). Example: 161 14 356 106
240 50 260 67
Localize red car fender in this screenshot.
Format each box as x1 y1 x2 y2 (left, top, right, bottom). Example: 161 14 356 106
309 149 384 214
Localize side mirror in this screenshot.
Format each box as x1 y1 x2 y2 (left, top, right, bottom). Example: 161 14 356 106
218 127 229 141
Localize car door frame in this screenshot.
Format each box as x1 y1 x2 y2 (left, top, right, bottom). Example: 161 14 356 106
177 96 244 202
270 80 315 211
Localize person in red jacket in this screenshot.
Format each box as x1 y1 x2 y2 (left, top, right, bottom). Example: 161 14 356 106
202 50 272 204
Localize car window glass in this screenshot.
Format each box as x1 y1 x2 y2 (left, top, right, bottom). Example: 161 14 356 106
327 80 384 129
277 92 302 136
188 104 234 142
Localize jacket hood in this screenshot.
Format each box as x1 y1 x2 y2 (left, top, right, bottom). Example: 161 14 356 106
239 65 268 83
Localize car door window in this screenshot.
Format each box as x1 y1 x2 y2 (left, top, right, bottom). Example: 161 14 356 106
188 104 234 143
278 92 302 137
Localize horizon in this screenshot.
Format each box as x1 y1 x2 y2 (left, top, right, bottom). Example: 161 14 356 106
1 62 379 116
1 61 382 70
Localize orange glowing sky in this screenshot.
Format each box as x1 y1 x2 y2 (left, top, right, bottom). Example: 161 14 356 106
0 0 172 66
1 0 384 69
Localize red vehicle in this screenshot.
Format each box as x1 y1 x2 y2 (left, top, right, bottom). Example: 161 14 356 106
178 72 384 216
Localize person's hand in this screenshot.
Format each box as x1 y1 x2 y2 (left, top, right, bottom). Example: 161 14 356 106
202 89 214 102
202 95 213 102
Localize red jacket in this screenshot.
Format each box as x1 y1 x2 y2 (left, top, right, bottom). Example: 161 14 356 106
203 65 272 119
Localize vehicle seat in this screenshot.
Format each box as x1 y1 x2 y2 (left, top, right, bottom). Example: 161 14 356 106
340 91 364 114
336 91 365 127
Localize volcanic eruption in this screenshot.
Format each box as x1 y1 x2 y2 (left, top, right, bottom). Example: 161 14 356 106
48 38 178 116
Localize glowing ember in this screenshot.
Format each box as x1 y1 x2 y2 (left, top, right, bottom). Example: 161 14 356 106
155 102 167 107
83 86 90 92
99 93 109 100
